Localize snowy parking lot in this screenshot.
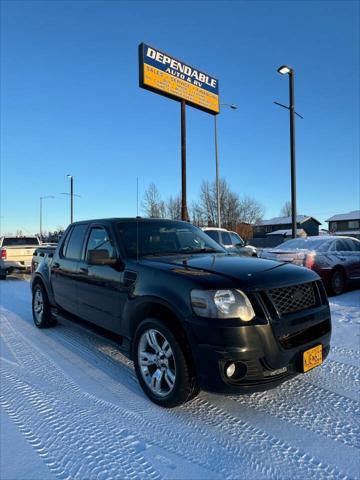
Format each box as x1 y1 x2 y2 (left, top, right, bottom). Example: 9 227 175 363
0 276 359 480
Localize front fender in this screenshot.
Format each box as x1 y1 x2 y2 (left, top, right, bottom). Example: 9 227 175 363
31 260 56 306
122 288 191 339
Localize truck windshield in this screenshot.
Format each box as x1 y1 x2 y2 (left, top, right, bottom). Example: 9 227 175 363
117 221 225 258
2 237 40 246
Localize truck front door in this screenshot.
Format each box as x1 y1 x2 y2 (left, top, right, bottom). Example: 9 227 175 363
76 224 123 333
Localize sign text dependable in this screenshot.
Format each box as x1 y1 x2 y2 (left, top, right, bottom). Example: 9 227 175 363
139 43 220 114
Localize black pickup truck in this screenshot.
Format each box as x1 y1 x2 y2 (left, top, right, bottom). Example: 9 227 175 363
31 218 331 407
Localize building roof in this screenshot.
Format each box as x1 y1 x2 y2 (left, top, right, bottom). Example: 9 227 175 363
333 230 360 235
256 215 321 226
266 229 306 236
326 210 360 222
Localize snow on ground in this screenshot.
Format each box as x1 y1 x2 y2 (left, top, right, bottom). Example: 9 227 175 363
0 276 359 480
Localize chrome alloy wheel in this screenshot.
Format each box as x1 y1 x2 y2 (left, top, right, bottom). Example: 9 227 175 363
138 329 176 397
33 287 44 324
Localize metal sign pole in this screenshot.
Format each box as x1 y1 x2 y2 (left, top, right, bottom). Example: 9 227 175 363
181 100 188 221
214 115 221 228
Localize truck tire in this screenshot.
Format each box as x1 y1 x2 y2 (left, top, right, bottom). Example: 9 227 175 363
0 270 6 280
133 318 198 408
32 282 57 328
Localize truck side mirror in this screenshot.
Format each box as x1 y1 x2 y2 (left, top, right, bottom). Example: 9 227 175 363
87 249 117 266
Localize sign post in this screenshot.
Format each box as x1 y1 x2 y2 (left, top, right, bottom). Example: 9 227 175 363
180 100 188 221
139 43 219 220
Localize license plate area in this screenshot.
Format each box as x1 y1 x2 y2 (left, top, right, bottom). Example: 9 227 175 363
303 344 322 372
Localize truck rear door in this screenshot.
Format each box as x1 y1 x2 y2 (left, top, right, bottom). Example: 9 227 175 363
51 224 89 315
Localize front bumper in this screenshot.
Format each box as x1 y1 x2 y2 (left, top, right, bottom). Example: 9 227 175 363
185 302 331 394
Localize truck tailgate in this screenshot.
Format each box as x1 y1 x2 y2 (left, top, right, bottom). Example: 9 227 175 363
5 246 38 266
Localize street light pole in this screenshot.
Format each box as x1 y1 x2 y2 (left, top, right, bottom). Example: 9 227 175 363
67 175 74 223
277 65 297 239
289 71 297 240
214 103 237 228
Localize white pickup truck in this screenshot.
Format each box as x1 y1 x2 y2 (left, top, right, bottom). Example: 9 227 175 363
0 236 41 279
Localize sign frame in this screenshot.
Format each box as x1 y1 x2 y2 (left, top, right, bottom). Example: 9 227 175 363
138 43 220 115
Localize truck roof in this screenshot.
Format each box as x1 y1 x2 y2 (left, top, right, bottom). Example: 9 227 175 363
69 217 190 225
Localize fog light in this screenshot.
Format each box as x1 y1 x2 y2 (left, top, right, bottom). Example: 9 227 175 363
225 362 236 378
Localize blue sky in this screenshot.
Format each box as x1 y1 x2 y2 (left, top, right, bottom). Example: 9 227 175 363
1 0 359 234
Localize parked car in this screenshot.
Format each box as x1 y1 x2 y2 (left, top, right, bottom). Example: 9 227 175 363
203 227 257 257
31 218 331 407
260 236 360 295
0 236 41 279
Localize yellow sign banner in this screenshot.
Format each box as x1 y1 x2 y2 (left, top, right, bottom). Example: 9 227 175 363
139 43 220 115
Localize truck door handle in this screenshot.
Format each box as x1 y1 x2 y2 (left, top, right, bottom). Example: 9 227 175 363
53 262 60 268
80 267 88 274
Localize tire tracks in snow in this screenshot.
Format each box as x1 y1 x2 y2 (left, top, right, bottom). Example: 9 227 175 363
228 374 359 449
57 316 360 449
1 312 353 480
330 346 360 362
0 316 163 480
305 359 359 397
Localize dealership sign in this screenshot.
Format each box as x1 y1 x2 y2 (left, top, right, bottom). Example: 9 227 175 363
139 43 219 115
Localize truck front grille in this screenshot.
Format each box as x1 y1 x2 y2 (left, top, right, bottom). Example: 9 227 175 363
268 282 316 316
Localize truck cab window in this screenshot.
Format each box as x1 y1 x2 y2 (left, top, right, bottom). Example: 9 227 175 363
205 230 220 243
86 228 116 259
221 231 232 246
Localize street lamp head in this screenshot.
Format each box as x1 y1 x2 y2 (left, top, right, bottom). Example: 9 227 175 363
67 174 73 179
277 65 292 75
221 103 238 110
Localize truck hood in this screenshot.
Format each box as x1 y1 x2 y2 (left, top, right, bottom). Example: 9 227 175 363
141 253 318 289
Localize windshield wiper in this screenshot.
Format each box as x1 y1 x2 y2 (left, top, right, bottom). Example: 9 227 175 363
141 247 221 257
179 247 221 254
142 251 181 257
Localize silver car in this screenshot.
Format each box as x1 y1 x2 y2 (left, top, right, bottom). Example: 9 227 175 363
202 228 257 257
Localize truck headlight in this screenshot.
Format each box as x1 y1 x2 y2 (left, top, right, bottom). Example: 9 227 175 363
190 289 255 321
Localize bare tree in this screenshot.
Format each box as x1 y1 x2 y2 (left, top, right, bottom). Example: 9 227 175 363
141 183 166 218
191 179 264 230
142 180 265 229
238 196 265 224
166 196 181 220
280 201 292 217
190 200 206 227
